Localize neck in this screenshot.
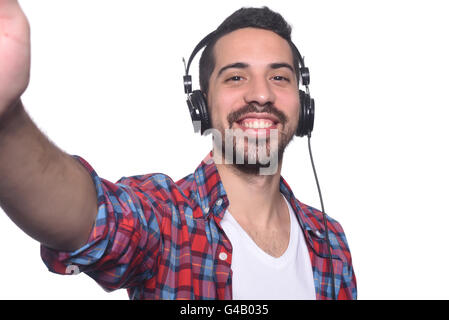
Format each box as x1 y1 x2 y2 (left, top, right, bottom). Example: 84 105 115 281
215 156 285 228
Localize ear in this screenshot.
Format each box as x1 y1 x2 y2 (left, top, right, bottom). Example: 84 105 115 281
202 91 209 106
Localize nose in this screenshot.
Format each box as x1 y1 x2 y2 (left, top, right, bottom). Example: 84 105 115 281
243 77 275 106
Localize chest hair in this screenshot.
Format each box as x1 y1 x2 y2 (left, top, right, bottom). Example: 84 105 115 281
242 224 290 258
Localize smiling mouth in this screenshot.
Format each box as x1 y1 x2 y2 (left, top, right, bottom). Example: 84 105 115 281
237 118 278 129
234 113 280 132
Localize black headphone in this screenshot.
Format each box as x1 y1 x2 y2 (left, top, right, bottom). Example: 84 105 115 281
183 30 315 137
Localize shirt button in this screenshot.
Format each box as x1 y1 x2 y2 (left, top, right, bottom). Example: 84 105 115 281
219 252 228 261
204 207 210 214
216 198 223 206
315 230 322 237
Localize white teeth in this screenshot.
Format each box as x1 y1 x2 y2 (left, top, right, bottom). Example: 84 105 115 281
242 120 272 129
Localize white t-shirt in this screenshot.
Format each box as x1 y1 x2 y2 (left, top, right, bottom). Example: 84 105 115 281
220 195 316 300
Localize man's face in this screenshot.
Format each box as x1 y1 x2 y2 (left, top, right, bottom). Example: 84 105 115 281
206 27 300 174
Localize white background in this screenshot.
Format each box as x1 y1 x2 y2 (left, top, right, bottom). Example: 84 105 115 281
0 0 448 300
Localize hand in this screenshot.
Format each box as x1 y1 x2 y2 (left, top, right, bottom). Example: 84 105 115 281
0 0 30 118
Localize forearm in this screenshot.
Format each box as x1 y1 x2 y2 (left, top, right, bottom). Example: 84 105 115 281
0 100 97 251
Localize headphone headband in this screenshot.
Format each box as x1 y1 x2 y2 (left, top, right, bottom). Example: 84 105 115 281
184 31 217 77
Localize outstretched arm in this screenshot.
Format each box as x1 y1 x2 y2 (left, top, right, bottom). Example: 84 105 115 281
0 0 98 252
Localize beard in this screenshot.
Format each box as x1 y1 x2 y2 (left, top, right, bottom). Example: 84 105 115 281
211 103 296 175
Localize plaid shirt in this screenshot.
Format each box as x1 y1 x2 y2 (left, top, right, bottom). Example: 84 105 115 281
41 152 356 300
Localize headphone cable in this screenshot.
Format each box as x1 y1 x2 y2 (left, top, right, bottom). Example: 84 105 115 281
307 134 336 300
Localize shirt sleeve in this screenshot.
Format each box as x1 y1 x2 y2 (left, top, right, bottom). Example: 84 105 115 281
40 155 162 292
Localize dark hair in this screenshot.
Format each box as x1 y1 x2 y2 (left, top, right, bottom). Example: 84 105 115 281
199 7 300 95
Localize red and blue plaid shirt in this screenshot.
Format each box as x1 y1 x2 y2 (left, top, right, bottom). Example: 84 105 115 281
41 152 356 300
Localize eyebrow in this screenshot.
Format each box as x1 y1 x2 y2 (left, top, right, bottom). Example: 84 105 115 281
217 62 249 77
269 62 294 73
217 62 294 78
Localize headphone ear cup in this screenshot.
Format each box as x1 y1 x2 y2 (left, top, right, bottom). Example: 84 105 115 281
188 90 211 135
297 90 315 137
309 96 315 135
296 90 306 137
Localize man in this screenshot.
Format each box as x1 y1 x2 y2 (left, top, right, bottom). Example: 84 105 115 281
0 1 356 299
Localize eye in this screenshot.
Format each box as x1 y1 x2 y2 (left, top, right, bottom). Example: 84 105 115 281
272 75 290 82
226 75 244 82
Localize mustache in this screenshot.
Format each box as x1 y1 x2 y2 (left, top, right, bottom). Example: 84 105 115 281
227 103 288 128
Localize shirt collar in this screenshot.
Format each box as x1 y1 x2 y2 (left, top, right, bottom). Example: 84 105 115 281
192 151 325 238
192 151 228 220
279 176 327 239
